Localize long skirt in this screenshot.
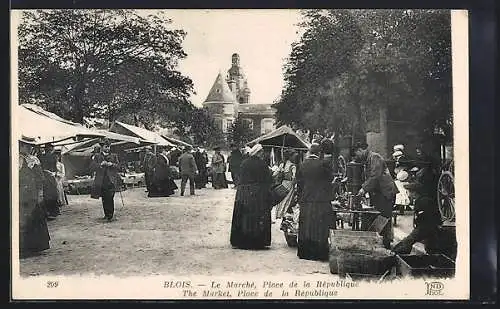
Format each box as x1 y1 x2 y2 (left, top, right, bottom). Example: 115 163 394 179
42 171 60 216
212 172 228 189
19 201 50 258
297 201 332 261
56 177 67 206
149 177 177 197
275 180 295 219
230 184 272 249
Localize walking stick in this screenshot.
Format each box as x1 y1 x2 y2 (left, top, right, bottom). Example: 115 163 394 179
118 184 125 208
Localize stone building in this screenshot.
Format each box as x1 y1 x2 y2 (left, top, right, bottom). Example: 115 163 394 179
202 53 276 137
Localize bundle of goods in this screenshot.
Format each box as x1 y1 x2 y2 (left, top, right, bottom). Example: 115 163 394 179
280 205 300 247
329 230 395 280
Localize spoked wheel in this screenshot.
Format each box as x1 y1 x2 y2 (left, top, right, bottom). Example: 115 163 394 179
337 155 347 178
437 171 455 223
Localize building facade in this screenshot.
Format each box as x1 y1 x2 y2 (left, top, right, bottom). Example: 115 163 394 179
202 53 276 137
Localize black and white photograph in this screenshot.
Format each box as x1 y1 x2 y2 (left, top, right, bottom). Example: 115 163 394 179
11 8 469 299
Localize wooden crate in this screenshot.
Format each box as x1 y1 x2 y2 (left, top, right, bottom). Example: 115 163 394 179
330 230 383 251
396 254 455 278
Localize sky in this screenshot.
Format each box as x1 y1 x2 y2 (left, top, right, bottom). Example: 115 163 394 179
157 9 304 107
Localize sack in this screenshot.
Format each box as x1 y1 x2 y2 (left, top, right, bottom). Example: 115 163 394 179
270 183 290 206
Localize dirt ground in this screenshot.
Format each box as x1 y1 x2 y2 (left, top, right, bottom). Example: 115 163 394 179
19 181 415 278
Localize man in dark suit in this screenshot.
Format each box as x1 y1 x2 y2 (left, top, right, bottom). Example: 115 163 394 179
193 146 208 189
178 146 198 196
353 142 399 249
90 139 121 222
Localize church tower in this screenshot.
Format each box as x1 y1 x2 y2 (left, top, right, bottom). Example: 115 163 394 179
227 53 250 104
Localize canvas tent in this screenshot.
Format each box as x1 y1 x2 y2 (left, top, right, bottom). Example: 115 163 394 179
62 130 155 179
15 104 104 145
246 125 311 150
160 134 192 148
110 121 175 147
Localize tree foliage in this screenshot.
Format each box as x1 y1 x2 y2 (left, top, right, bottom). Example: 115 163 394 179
275 9 452 145
18 9 195 131
177 107 224 148
227 115 258 147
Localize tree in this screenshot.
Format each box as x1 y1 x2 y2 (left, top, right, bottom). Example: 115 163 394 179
18 9 195 131
175 107 224 148
275 9 452 147
227 115 258 147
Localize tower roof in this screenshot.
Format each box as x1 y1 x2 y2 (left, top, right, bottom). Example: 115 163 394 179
204 72 236 103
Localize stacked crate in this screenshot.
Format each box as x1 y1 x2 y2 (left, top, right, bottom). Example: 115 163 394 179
329 230 395 279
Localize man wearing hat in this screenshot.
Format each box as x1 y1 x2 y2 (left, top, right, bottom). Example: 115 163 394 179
142 146 156 194
193 146 208 189
19 135 51 257
353 142 399 249
178 146 198 196
90 138 121 222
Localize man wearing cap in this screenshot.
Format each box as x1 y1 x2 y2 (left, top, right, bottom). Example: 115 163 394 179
295 143 334 261
142 146 156 194
90 139 121 222
353 142 399 249
178 146 198 196
19 135 51 257
392 153 442 255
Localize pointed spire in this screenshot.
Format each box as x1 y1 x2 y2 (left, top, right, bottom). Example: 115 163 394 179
204 72 236 103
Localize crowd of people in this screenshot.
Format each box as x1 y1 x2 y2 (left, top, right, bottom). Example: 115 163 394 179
18 137 68 258
19 132 449 263
229 137 449 262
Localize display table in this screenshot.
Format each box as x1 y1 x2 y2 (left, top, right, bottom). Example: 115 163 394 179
331 205 381 231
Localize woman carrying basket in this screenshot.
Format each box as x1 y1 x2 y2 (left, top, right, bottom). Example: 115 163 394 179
274 150 298 220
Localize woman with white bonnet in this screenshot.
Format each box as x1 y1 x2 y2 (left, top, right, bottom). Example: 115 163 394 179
230 143 273 249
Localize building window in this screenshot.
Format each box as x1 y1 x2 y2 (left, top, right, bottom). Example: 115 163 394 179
242 118 253 130
214 118 223 132
226 119 233 131
261 118 275 134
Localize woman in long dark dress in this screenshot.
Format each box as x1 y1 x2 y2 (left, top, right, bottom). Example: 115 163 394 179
150 147 177 197
19 137 50 258
230 144 273 249
296 144 334 261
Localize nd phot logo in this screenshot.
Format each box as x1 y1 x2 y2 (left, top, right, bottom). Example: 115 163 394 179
425 281 444 296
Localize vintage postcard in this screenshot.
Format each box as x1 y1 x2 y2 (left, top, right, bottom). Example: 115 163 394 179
11 9 469 300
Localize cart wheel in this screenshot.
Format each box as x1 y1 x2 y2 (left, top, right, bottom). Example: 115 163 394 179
437 171 455 222
284 231 298 247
